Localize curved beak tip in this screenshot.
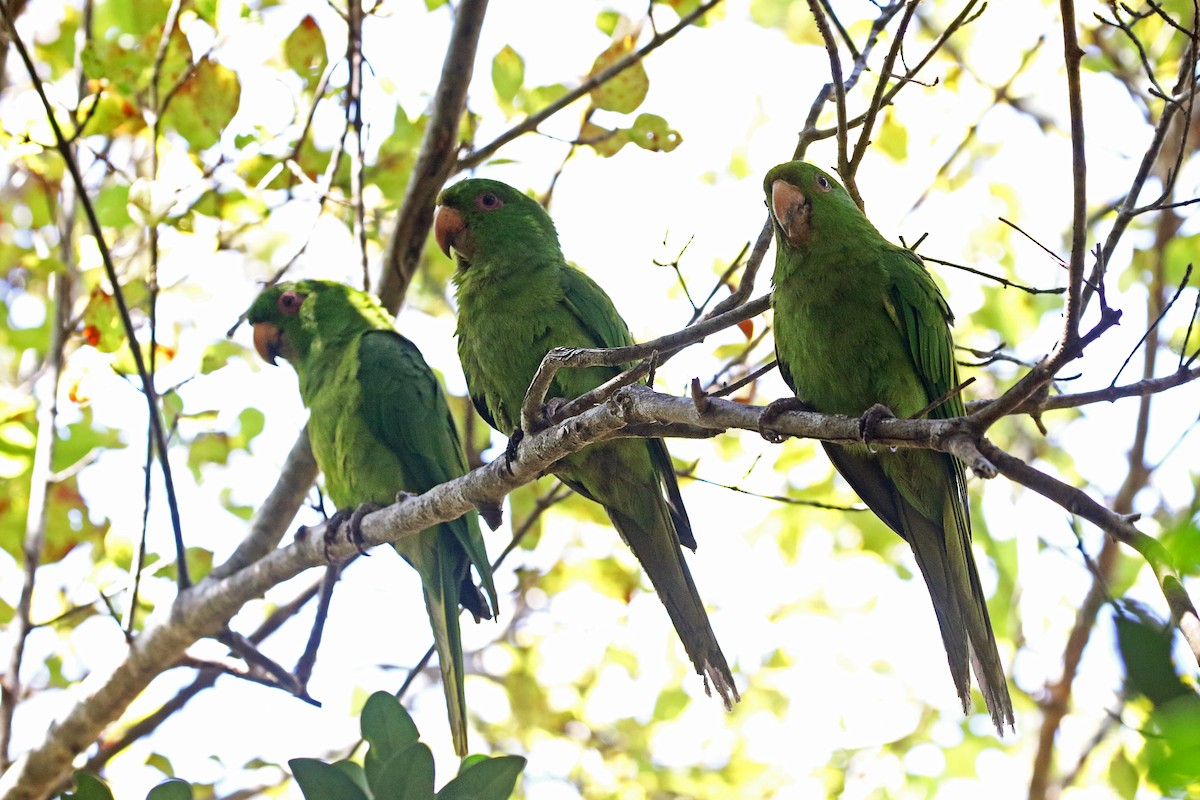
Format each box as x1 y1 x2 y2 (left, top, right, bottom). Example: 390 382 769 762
433 205 465 259
771 180 808 244
252 322 281 366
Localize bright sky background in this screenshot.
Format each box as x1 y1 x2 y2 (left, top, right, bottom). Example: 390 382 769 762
3 0 1198 797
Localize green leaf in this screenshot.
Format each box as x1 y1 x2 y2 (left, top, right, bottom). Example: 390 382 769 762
362 691 420 784
284 16 328 89
146 779 193 800
145 752 175 778
290 758 371 800
1114 601 1193 707
370 742 435 800
589 36 648 114
491 45 524 105
1142 698 1200 794
192 0 218 24
748 0 824 44
627 113 681 152
1163 515 1200 575
77 88 146 138
651 687 689 721
437 755 526 800
579 120 628 158
1108 748 1139 800
219 487 253 520
63 772 115 800
516 83 569 117
81 287 126 354
238 407 265 442
200 339 250 375
108 0 172 37
596 10 620 36
361 691 420 752
160 57 241 151
878 108 907 161
93 184 133 228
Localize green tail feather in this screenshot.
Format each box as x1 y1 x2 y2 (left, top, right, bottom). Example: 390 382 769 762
903 502 1013 732
405 535 471 758
825 444 1014 732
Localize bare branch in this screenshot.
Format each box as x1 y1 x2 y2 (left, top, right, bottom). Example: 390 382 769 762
978 440 1199 662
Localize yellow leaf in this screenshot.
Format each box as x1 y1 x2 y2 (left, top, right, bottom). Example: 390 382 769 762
589 36 648 114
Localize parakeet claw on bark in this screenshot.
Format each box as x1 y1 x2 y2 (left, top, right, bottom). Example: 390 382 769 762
326 502 384 558
503 428 524 474
857 402 896 444
478 501 504 531
757 396 810 443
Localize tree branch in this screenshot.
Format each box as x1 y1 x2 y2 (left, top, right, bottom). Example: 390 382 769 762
377 0 490 312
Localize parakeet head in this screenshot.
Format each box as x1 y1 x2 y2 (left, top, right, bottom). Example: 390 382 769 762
433 178 563 278
246 279 391 367
764 161 871 253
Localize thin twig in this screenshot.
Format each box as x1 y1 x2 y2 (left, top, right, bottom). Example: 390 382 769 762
921 255 1066 294
680 473 865 511
708 360 778 398
1111 263 1192 386
345 0 370 291
805 0 854 204
850 0 920 174
457 0 724 171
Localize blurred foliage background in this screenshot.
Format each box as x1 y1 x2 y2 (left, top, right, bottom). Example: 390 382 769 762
0 0 1198 798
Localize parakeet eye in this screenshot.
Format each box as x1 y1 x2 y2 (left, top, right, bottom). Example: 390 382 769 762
277 291 305 316
476 192 503 211
815 174 832 192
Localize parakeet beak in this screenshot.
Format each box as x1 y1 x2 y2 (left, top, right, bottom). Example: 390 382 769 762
252 321 284 365
433 205 469 259
771 180 811 248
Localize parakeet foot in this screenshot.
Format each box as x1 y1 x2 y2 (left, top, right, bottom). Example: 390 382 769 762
503 428 525 474
542 396 569 421
324 502 384 559
459 574 492 622
758 397 811 443
478 501 504 530
857 403 895 444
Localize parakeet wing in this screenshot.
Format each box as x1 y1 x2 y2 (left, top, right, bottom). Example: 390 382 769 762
357 329 496 610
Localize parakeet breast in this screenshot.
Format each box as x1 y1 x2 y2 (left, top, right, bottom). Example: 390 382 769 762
772 249 929 420
456 264 617 435
304 337 408 509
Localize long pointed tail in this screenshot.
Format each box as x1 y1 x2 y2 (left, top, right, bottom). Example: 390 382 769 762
903 502 1014 733
606 503 739 709
415 544 471 757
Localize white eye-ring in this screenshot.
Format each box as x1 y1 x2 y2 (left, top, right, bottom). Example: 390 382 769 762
816 174 832 192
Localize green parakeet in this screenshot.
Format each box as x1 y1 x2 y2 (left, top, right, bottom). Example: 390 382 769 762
247 279 497 756
762 161 1014 731
433 179 738 707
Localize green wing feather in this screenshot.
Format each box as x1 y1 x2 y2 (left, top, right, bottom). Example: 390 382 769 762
357 330 497 613
884 246 964 419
